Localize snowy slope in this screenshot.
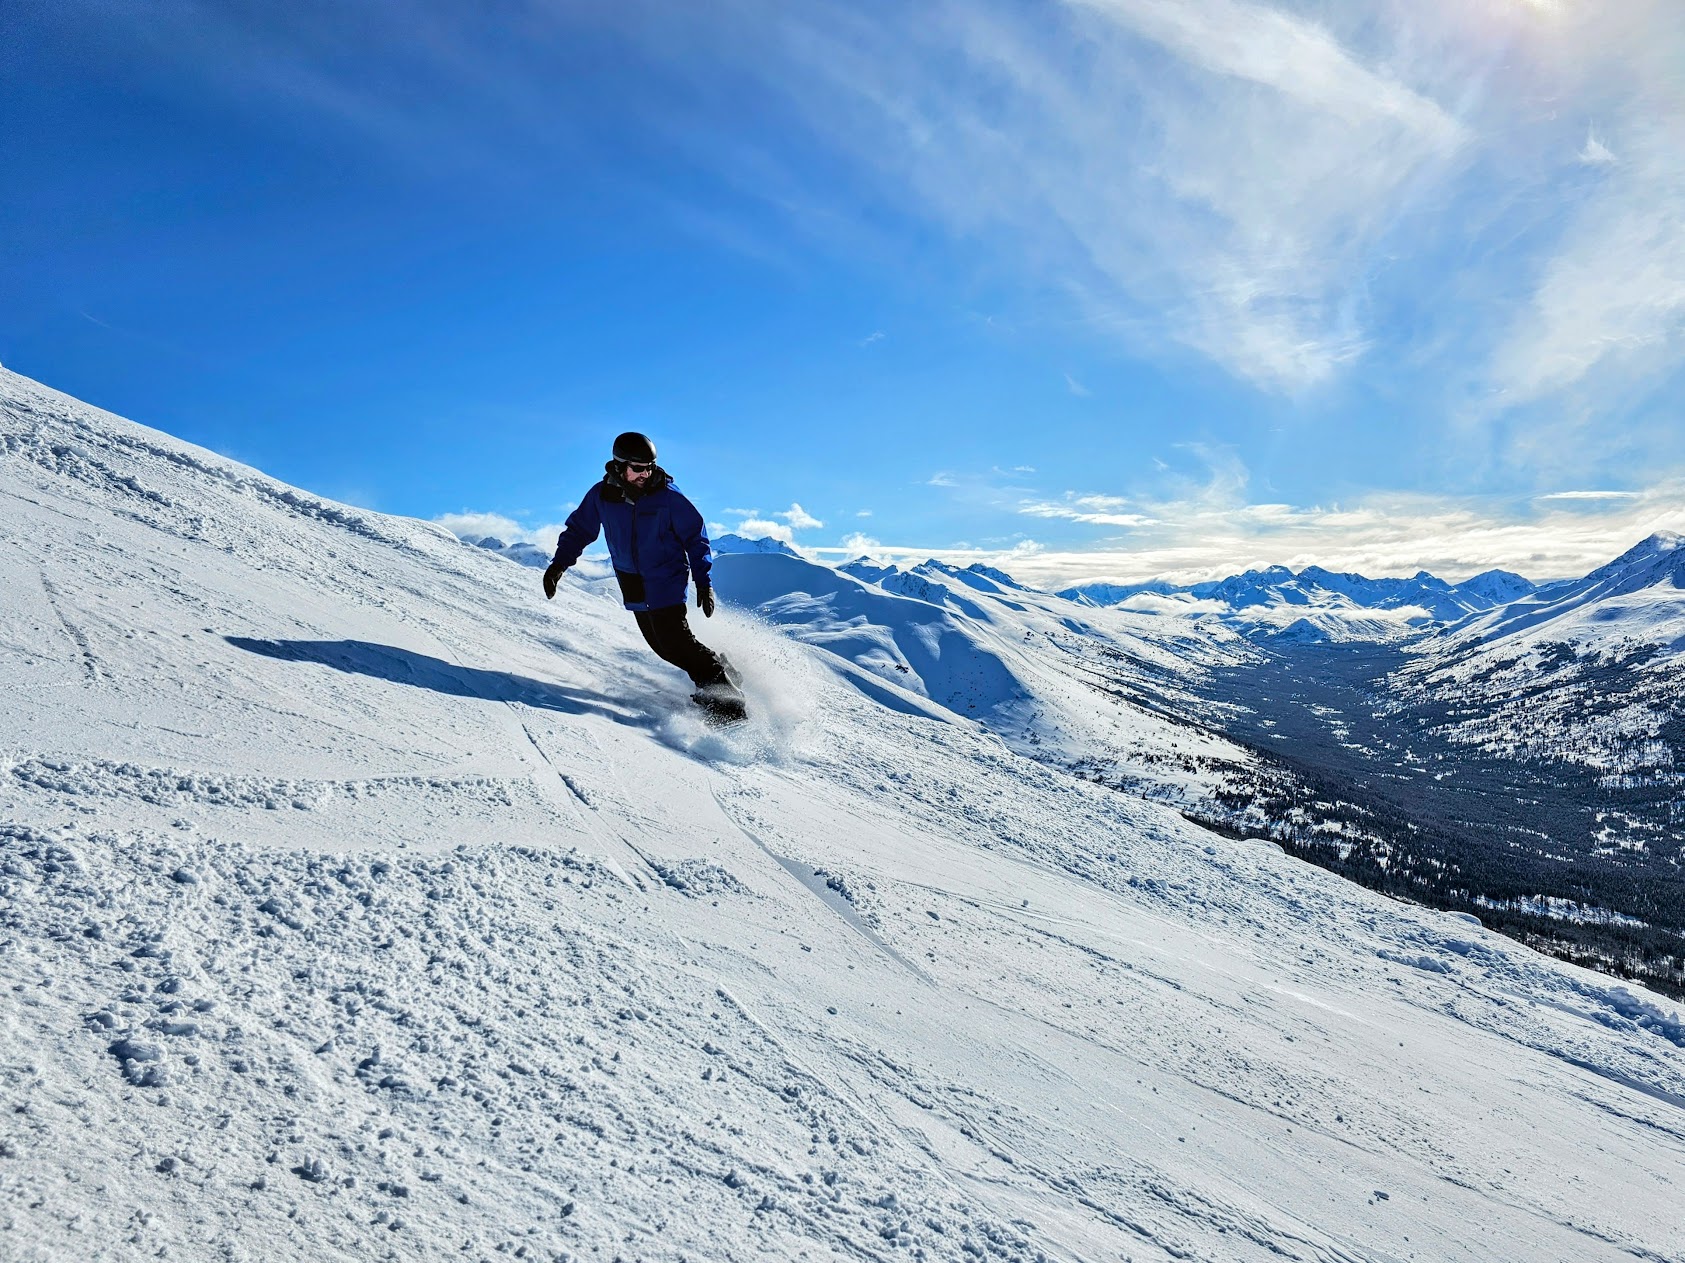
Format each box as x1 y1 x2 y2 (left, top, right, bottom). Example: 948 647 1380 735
4 367 1685 1263
1391 533 1685 769
712 551 1254 804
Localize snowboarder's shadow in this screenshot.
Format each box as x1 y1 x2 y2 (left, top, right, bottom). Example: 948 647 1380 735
226 637 654 727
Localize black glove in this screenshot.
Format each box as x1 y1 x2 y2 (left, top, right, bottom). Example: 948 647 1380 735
543 560 568 600
696 583 715 618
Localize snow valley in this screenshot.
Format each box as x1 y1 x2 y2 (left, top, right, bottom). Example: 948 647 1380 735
4 366 1684 1262
701 534 1685 1000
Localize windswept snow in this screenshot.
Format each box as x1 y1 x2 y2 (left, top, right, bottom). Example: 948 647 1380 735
4 367 1685 1262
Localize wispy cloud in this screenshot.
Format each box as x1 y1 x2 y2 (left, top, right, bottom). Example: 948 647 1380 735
1490 120 1685 406
1578 130 1616 166
813 480 1685 587
1020 493 1158 528
117 0 1685 477
1063 373 1091 397
1023 480 1685 585
750 0 1472 392
922 466 1041 510
1453 2 1685 419
206 0 1459 395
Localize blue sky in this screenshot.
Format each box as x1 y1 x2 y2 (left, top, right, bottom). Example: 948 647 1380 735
6 0 1685 584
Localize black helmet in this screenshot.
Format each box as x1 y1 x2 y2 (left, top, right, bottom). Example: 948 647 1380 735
612 431 657 464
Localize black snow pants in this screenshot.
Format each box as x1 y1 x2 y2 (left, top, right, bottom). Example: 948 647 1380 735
633 604 730 690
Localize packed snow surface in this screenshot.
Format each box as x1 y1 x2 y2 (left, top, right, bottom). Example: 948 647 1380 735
3 367 1684 1262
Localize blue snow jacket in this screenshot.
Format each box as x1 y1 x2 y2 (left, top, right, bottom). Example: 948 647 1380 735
551 464 713 611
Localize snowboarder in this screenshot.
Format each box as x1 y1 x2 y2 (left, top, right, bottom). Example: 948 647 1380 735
543 432 747 723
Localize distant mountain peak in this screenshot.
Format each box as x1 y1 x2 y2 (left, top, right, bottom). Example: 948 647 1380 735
1060 557 1552 637
965 562 1029 590
1567 530 1685 596
838 556 900 583
712 532 799 557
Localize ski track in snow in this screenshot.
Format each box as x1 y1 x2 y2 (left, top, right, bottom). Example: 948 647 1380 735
3 367 1685 1262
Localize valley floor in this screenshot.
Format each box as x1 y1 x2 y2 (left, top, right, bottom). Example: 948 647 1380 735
1193 643 1685 998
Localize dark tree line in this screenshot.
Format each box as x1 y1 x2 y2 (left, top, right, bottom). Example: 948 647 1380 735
1168 641 1685 1001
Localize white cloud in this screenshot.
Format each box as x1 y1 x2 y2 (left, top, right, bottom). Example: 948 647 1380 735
1579 130 1616 166
840 531 883 556
1491 120 1685 404
419 3 1483 395
1477 3 1685 410
767 0 1469 391
700 0 1682 446
1073 0 1460 143
855 509 874 517
1063 373 1091 397
433 511 566 547
1019 494 1159 528
779 502 824 530
132 0 1685 463
811 481 1685 588
729 502 825 545
1010 483 1685 586
734 517 794 544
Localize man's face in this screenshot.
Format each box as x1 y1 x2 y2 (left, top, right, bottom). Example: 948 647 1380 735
622 460 654 485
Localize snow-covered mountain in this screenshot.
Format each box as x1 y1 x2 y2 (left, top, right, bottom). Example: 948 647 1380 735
836 555 900 583
5 367 1684 1262
458 529 802 568
467 534 552 567
1063 564 1539 642
713 551 1254 803
718 539 1685 993
711 532 801 557
1391 532 1685 771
